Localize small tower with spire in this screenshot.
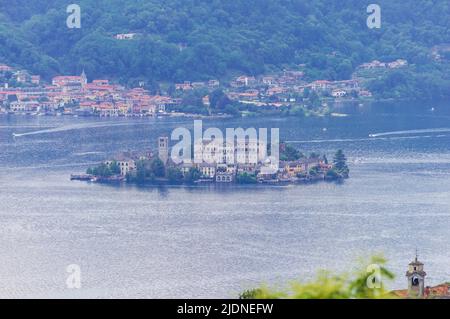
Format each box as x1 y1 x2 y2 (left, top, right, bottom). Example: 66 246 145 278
406 249 426 298
80 69 87 87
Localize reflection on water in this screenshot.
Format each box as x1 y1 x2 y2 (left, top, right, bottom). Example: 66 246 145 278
0 100 450 298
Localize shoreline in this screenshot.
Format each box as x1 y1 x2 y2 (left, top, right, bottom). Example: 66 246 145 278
70 173 348 186
1 97 443 120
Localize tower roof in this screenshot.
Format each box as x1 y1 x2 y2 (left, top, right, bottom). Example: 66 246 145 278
409 260 424 266
405 270 427 277
409 248 424 265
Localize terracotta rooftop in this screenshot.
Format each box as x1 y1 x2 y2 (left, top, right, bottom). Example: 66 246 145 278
391 283 450 299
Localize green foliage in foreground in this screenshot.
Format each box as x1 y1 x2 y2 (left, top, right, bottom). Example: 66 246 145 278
240 255 395 299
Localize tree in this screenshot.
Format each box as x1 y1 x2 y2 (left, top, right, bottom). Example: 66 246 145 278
86 162 113 177
333 150 349 178
167 167 183 183
289 105 306 117
240 255 395 299
236 172 257 184
309 166 320 177
280 144 302 161
209 88 233 110
109 161 121 175
150 158 165 178
325 168 340 180
135 160 149 183
184 167 201 183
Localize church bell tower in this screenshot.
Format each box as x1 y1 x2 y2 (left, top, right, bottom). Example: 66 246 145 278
406 251 426 298
158 136 169 164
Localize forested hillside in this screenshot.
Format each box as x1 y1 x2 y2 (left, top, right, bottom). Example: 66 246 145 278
1 0 450 94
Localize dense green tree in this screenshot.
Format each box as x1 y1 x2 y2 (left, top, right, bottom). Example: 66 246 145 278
150 158 165 178
86 162 113 177
167 167 183 183
309 166 320 177
209 89 232 110
333 150 349 178
135 160 148 183
184 167 201 183
109 161 121 175
236 172 257 184
280 144 303 161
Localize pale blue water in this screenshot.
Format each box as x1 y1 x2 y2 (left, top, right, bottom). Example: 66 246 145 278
1 100 450 298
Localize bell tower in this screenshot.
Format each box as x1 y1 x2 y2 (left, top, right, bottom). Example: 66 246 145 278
406 250 426 298
158 136 169 164
81 69 87 87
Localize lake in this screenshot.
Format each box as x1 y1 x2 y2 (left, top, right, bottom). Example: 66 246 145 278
1 100 450 298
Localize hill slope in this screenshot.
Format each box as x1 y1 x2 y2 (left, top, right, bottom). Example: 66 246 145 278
1 0 450 92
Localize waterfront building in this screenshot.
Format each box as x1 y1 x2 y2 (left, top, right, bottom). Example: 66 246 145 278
281 158 321 177
216 171 234 183
105 158 136 176
9 100 39 113
331 89 347 97
198 162 216 178
177 162 195 175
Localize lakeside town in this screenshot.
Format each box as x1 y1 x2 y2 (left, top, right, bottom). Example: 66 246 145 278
71 137 350 185
0 57 408 118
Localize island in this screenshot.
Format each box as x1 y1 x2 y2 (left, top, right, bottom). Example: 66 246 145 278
71 137 349 186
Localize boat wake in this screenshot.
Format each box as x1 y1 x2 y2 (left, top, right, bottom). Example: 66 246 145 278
73 151 105 156
11 121 145 137
368 128 450 138
287 133 449 144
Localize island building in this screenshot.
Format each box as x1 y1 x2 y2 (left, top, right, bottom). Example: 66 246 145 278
104 150 154 177
102 136 331 184
158 136 169 164
193 137 267 165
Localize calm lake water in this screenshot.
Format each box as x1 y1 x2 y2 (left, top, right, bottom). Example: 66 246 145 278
1 100 450 298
